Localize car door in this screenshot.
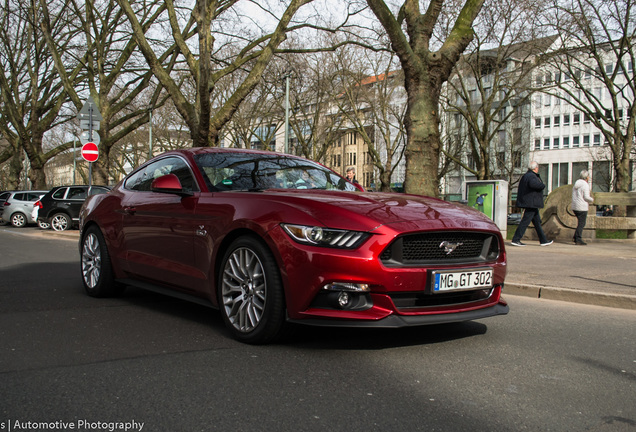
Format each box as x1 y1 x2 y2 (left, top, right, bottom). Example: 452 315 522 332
64 186 88 222
119 156 204 293
14 192 31 214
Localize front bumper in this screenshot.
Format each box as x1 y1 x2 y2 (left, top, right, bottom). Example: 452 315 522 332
289 299 509 327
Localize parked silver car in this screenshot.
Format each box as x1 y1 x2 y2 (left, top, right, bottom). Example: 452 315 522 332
0 190 49 227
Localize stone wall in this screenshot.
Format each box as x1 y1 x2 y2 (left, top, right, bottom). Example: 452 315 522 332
527 186 636 241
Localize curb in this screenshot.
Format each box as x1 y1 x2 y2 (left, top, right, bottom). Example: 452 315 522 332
505 282 636 311
36 229 80 241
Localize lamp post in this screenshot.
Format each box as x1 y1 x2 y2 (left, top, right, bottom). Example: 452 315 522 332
284 73 290 154
148 108 153 160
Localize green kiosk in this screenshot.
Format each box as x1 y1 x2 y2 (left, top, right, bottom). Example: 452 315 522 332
463 180 509 238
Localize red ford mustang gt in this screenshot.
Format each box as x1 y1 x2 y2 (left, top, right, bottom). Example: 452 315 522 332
79 148 508 343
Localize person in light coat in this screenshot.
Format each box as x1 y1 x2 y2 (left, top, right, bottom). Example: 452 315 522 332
571 170 594 245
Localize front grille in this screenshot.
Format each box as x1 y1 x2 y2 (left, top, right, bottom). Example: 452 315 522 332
380 231 499 266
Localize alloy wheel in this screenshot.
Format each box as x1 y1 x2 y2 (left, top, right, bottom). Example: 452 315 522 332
51 214 69 231
11 213 26 227
221 247 267 333
82 232 102 289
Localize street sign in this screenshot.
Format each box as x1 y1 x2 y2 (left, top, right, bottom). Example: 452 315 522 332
81 142 99 162
79 130 100 145
79 120 100 131
77 96 103 122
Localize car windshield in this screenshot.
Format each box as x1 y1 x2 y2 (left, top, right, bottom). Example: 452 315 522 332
194 152 358 192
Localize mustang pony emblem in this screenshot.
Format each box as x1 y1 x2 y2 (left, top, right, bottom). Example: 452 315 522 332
439 241 463 255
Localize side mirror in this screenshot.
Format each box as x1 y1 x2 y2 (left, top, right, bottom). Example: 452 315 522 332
151 174 193 197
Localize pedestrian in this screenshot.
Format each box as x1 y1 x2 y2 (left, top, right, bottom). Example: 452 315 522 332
345 167 359 184
511 161 553 247
571 169 594 245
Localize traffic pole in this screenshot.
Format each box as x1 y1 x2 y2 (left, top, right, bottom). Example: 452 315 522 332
89 104 93 187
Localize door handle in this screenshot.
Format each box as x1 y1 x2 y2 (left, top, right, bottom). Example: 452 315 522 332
124 206 137 215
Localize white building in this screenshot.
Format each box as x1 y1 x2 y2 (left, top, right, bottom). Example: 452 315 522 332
442 36 635 208
530 40 636 194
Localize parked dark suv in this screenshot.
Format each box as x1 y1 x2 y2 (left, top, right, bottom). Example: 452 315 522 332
37 185 110 231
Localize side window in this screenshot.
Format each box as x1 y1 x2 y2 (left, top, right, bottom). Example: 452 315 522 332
168 159 198 192
125 157 198 192
67 187 87 200
52 188 67 199
125 166 151 191
13 193 26 201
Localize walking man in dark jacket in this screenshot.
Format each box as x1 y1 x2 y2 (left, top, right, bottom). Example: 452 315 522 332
511 161 553 247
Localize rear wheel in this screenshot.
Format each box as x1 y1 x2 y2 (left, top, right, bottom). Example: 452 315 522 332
218 236 286 344
10 212 27 228
38 219 50 229
51 213 71 231
81 225 124 297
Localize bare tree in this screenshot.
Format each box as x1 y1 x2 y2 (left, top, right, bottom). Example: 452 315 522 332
541 0 636 193
281 51 350 162
222 68 282 151
334 48 406 191
0 0 75 188
443 0 548 181
365 0 489 197
116 0 321 149
40 0 171 185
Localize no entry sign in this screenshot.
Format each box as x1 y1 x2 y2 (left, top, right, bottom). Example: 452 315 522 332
81 142 99 162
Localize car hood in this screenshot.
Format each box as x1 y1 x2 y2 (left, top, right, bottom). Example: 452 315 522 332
257 190 499 233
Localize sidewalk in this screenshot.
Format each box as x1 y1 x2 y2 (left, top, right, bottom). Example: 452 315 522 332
504 239 636 310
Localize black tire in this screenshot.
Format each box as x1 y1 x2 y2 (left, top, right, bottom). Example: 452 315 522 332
51 213 71 231
80 225 125 297
10 212 27 228
218 236 286 344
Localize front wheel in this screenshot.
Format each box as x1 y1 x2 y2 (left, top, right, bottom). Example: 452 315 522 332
218 236 286 344
81 226 124 297
51 213 71 231
38 219 50 229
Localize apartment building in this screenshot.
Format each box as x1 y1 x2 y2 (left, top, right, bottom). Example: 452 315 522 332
442 37 635 206
530 59 635 194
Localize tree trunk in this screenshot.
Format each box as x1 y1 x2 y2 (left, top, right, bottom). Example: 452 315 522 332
614 140 632 194
7 151 24 190
403 79 442 197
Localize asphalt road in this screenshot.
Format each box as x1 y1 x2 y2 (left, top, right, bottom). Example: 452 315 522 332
1 227 635 432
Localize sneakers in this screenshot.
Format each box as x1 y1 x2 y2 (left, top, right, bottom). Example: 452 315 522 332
511 240 553 247
575 241 587 246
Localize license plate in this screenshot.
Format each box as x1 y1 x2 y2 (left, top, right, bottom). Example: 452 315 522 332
433 268 493 293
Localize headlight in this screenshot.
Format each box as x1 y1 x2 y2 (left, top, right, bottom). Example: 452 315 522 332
281 224 370 249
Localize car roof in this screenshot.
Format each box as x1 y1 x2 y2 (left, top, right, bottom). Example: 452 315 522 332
6 190 49 195
164 147 312 162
